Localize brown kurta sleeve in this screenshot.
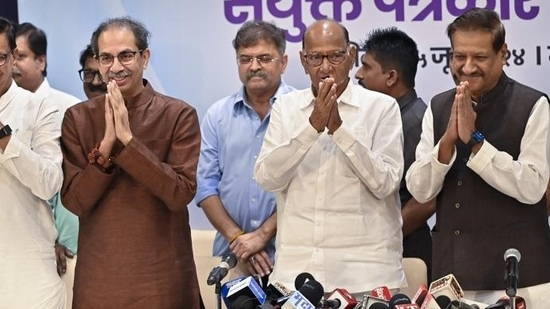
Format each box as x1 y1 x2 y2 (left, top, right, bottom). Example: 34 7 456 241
60 97 118 217
115 105 200 211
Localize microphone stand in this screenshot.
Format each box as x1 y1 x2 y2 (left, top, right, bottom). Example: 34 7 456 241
509 296 516 309
215 281 222 309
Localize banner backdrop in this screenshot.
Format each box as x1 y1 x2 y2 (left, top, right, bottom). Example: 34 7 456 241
19 0 550 229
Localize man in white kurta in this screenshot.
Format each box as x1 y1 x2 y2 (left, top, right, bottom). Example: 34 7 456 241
13 22 82 309
254 19 406 294
0 17 65 309
254 80 406 293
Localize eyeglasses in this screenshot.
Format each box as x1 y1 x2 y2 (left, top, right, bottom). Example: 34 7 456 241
78 69 102 83
0 49 13 66
96 50 143 66
303 50 347 67
237 55 278 66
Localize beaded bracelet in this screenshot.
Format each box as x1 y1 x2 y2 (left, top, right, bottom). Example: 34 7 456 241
88 144 116 173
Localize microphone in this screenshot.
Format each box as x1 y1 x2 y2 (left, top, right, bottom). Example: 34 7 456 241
371 286 392 301
395 305 420 309
324 288 358 309
389 294 415 309
221 276 249 308
388 293 421 309
434 295 451 309
224 276 267 309
264 281 292 304
281 279 324 309
294 272 315 290
233 295 256 309
428 274 464 303
368 303 390 309
448 300 480 309
504 248 521 298
207 252 238 285
494 295 527 309
321 298 341 308
412 284 429 306
361 294 389 309
419 293 441 309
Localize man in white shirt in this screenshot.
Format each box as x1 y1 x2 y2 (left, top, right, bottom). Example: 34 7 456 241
254 19 406 295
13 22 81 309
13 22 81 115
0 17 65 309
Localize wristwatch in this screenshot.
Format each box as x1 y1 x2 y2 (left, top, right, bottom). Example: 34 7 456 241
0 124 12 140
466 130 484 150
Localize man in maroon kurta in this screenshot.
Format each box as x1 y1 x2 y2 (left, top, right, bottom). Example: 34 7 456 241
60 16 203 309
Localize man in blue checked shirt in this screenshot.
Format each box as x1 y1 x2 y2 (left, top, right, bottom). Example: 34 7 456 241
196 20 295 280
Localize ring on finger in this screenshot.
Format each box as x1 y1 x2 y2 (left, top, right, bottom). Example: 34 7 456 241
250 256 256 263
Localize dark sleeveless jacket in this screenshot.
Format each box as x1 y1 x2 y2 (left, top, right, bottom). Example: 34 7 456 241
430 73 550 290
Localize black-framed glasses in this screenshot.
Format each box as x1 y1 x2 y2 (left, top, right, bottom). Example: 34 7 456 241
0 49 13 66
78 69 102 83
96 50 143 66
237 55 279 66
303 50 347 67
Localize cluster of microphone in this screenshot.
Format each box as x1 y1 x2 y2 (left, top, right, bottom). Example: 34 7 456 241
207 248 525 309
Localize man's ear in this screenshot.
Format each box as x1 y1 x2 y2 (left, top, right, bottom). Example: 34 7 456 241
141 48 151 69
386 69 398 88
36 54 46 72
299 50 309 75
347 45 357 69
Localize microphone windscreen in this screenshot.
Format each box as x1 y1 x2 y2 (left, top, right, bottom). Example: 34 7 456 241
225 252 238 268
504 248 521 262
418 293 441 309
294 272 315 290
369 303 390 309
389 293 412 309
299 280 324 305
233 295 255 309
435 295 450 309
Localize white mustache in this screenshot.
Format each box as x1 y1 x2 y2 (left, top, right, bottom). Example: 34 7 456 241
108 71 131 79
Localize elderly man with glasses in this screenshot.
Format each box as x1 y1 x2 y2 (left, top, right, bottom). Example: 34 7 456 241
60 17 203 308
254 19 406 297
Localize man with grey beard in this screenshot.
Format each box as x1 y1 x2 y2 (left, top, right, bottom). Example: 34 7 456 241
196 20 295 281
